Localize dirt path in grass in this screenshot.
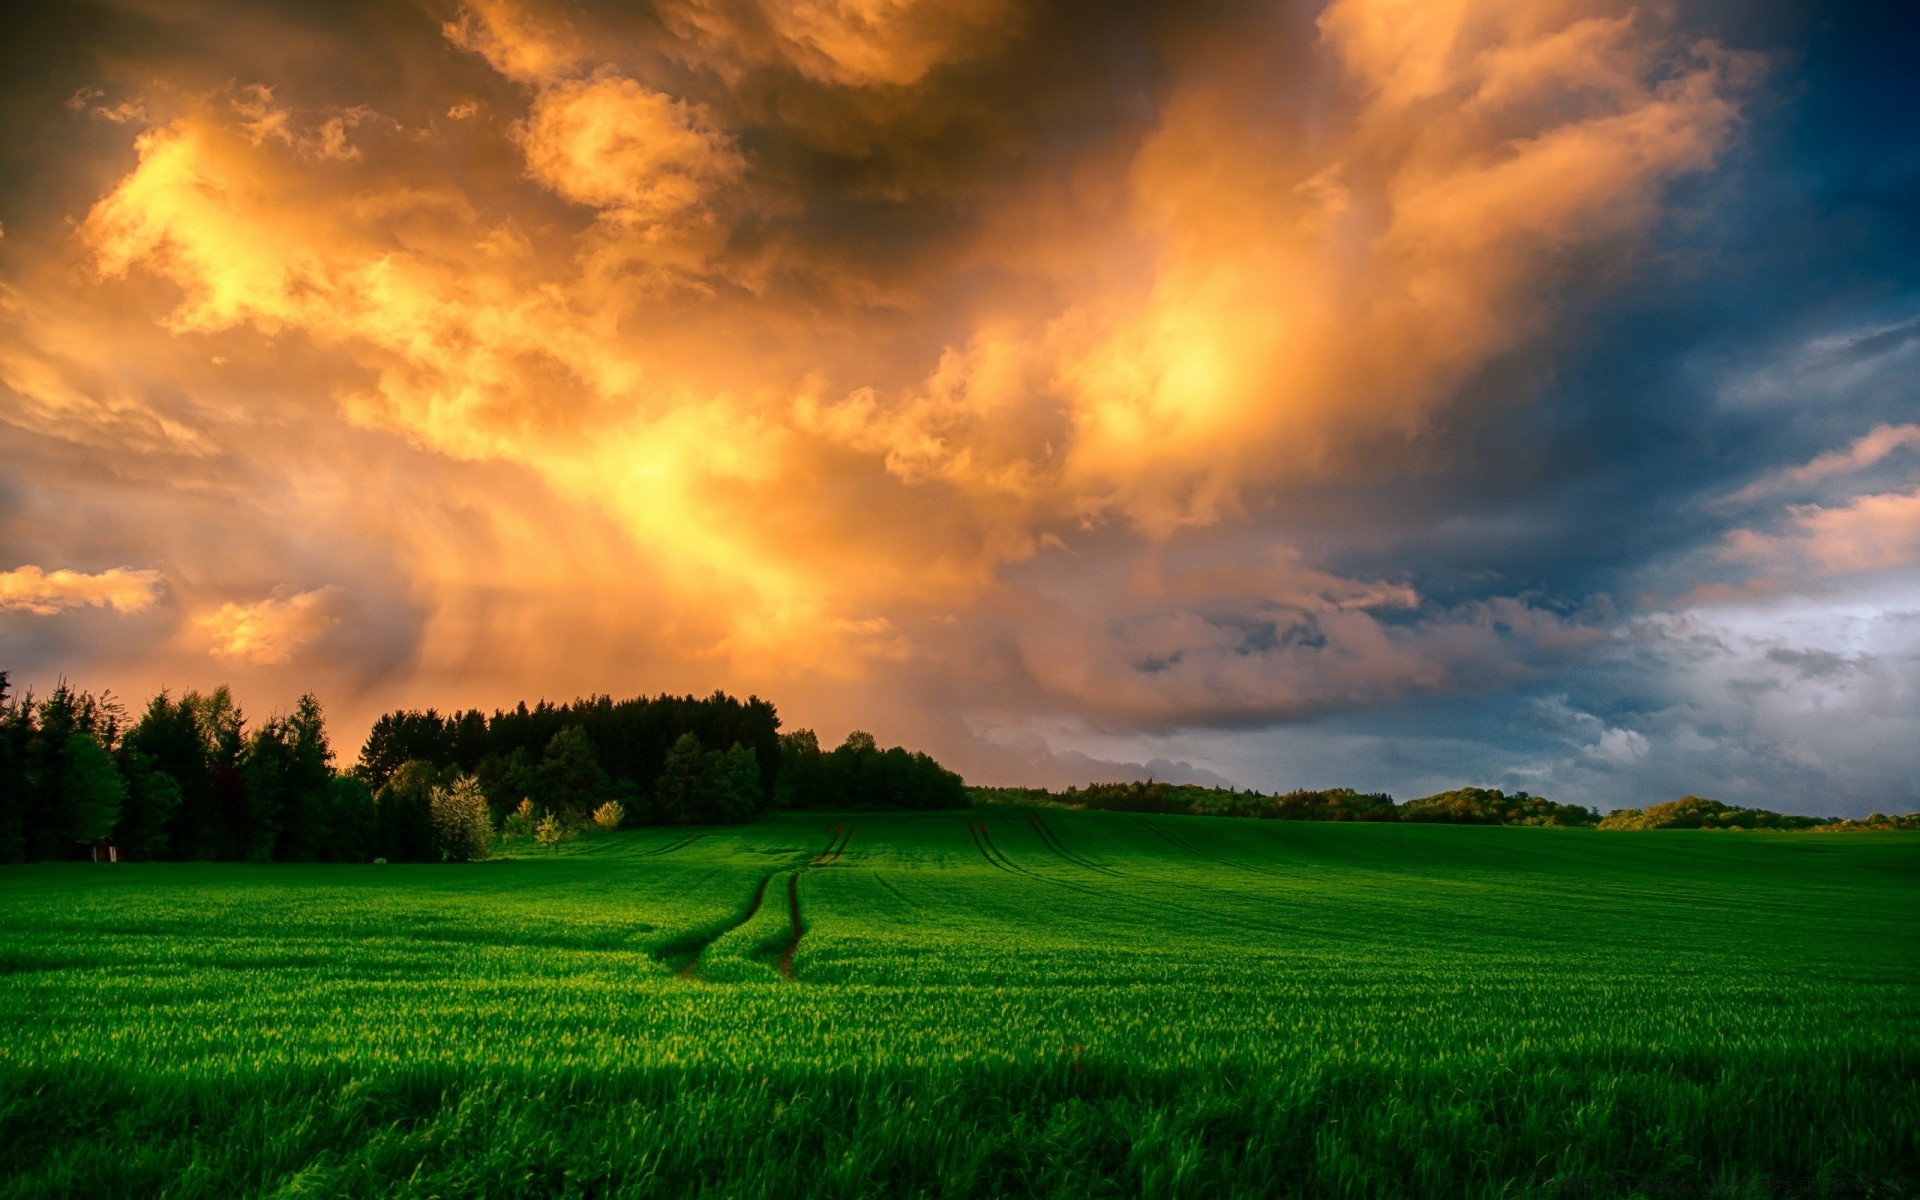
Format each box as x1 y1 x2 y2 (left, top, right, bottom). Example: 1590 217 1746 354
777 875 803 978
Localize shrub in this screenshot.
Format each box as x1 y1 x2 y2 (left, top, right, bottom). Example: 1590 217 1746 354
592 800 626 831
428 774 493 862
503 798 538 840
534 812 571 851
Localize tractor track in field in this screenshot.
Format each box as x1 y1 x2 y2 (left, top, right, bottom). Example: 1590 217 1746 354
965 814 1310 940
813 823 853 864
641 833 704 857
667 872 771 980
1025 814 1125 877
775 824 855 979
1131 816 1291 879
670 824 849 980
777 875 803 978
968 819 1030 876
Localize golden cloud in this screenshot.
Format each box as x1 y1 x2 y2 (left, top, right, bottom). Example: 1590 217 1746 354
0 566 164 616
1 0 1755 736
197 587 344 665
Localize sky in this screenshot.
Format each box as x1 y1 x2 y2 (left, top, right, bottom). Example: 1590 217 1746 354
1 0 1916 815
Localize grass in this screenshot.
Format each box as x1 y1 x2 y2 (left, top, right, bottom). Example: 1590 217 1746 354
0 810 1915 1198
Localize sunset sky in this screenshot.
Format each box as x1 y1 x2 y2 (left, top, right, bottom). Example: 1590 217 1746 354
2 0 1916 813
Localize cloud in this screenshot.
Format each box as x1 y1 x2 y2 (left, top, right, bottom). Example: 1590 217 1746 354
515 73 744 223
443 0 582 85
6 0 1891 809
1724 422 1920 504
196 586 344 665
0 566 164 615
1722 488 1920 579
659 0 1015 87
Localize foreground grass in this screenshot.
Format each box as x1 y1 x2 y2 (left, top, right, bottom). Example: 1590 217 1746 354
1 813 1915 1198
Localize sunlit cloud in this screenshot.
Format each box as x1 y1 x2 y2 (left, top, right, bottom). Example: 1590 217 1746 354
1724 489 1920 578
0 566 165 616
9 0 1893 811
197 586 344 665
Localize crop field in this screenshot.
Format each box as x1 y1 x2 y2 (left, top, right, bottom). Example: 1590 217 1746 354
1 811 1915 1199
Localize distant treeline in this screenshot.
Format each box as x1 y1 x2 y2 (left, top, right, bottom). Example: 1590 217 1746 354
972 781 1918 831
972 782 1598 825
360 695 965 828
1598 796 1919 832
0 673 963 864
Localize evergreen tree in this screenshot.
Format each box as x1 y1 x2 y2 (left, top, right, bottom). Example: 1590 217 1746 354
699 743 760 824
238 720 289 862
122 691 217 859
655 733 704 825
276 694 333 861
320 775 377 861
477 747 541 822
25 683 84 859
60 732 125 845
537 726 611 821
774 729 824 809
115 758 183 861
0 673 27 863
376 760 440 862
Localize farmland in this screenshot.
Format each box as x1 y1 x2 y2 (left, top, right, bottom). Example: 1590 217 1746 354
1 810 1915 1199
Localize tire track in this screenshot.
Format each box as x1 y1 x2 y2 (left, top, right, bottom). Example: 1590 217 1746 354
777 825 855 979
813 824 853 864
966 819 1017 873
1025 813 1125 877
663 872 771 980
966 814 1311 940
640 833 704 857
1131 816 1291 879
973 820 1038 877
777 874 803 978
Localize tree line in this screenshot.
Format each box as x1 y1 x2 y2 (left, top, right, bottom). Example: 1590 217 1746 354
971 781 1917 830
1597 795 1919 832
0 674 964 864
968 781 1598 825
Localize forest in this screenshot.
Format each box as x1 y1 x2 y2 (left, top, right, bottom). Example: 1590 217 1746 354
970 781 1601 825
971 780 1916 831
0 673 964 863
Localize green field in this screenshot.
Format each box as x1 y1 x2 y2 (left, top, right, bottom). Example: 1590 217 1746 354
1 810 1915 1198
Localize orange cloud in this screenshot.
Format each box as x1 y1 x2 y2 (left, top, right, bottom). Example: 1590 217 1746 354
0 566 164 615
516 74 744 223
661 0 1015 87
197 587 343 665
1 0 1753 739
1725 488 1920 578
1725 423 1920 504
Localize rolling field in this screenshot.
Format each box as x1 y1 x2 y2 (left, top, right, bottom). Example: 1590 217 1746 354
1 810 1915 1198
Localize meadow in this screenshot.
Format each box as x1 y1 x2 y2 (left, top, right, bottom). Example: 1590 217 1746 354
0 810 1915 1199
